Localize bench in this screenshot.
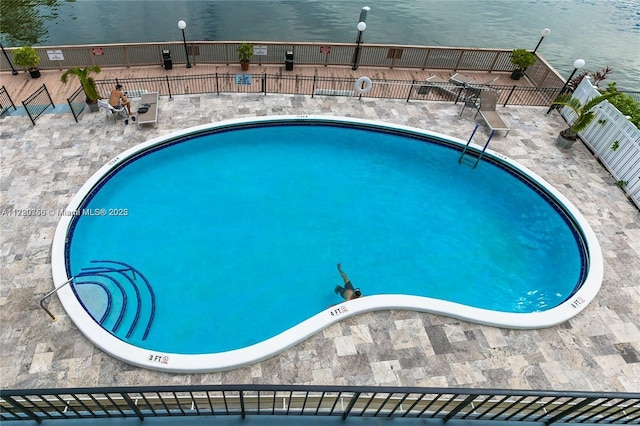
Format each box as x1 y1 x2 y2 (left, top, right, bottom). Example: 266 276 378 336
136 92 159 128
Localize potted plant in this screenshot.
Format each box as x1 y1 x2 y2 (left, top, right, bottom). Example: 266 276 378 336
237 43 254 71
510 48 536 80
550 91 619 148
60 66 102 112
13 46 41 78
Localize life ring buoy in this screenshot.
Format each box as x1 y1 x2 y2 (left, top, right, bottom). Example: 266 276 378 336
354 76 373 94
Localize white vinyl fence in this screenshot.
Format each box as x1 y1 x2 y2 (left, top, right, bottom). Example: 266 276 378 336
561 77 640 209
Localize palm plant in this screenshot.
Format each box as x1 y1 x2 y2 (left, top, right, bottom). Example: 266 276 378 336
551 91 619 141
60 66 102 103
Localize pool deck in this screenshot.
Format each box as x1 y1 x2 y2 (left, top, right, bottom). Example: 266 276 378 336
1 87 639 392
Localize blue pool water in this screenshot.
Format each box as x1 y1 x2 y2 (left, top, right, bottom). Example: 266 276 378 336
67 123 585 354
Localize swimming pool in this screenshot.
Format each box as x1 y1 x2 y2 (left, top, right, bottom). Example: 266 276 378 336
51 116 603 372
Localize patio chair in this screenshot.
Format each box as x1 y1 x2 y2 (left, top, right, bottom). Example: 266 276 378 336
458 86 483 117
97 99 132 124
475 90 509 136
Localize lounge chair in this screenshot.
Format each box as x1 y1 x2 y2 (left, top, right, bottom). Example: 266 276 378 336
136 92 159 128
97 99 132 124
449 72 474 86
416 76 458 99
451 73 501 87
475 90 509 136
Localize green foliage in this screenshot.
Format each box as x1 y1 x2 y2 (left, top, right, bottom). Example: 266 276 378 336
551 91 620 140
237 43 254 62
12 45 40 69
510 49 536 69
611 141 620 151
615 180 628 188
60 66 102 102
603 82 640 129
569 66 613 91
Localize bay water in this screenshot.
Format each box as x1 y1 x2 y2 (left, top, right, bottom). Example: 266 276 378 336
6 0 639 89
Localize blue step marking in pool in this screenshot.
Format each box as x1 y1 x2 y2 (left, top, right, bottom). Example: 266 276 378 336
77 271 128 333
73 261 156 341
96 260 156 341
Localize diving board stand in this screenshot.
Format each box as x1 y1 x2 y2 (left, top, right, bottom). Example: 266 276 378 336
458 124 495 169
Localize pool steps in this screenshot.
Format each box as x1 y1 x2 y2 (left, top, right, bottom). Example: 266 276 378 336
73 281 112 323
71 260 156 342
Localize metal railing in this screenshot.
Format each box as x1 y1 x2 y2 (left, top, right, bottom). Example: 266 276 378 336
1 41 566 89
1 384 639 424
0 85 17 116
21 84 54 125
39 277 74 321
93 73 562 107
66 86 86 123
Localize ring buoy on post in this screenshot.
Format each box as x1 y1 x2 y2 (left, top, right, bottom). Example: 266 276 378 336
354 76 373 94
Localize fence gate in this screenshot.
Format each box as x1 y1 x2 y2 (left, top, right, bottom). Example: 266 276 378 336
21 84 55 125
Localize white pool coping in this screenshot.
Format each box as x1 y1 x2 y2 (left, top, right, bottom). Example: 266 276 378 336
51 115 603 373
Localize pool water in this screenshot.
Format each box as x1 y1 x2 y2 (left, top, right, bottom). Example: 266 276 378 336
67 123 584 354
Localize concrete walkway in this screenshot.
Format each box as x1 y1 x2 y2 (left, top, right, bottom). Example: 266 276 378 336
1 92 639 392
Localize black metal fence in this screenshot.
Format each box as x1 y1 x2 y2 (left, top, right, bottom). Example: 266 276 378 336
94 73 563 107
21 84 54 125
2 385 639 424
0 85 17 116
66 86 86 123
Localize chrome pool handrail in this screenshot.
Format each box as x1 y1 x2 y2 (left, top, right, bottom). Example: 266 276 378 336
40 276 75 321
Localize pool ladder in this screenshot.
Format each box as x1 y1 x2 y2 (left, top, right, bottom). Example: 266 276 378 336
458 124 495 169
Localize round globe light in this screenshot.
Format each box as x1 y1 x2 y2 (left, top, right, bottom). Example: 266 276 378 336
541 28 551 37
573 59 586 69
357 22 367 32
178 20 187 30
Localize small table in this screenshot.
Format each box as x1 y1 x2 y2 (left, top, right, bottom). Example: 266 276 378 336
137 92 159 128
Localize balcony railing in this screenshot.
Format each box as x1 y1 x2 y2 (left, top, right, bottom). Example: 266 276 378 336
0 41 565 89
2 384 639 424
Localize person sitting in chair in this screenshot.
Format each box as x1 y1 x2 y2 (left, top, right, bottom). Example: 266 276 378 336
109 84 135 119
334 263 362 301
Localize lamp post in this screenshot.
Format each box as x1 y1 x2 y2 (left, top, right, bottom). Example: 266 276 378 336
177 20 191 68
547 58 585 114
0 42 19 75
532 28 551 54
352 6 370 70
352 22 367 70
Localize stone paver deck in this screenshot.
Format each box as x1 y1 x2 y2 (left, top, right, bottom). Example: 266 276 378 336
1 92 639 392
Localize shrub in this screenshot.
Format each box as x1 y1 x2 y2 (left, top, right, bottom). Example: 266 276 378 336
603 82 640 129
13 46 40 69
510 49 536 69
